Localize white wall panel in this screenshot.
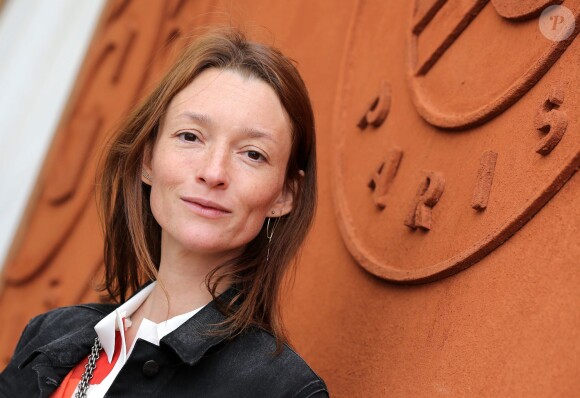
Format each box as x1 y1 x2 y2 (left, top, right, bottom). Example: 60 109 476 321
0 0 106 270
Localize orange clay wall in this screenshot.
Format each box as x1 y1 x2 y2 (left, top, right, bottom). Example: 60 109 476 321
1 1 579 396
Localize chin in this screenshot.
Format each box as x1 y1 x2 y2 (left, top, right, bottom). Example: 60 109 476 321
167 225 256 256
177 235 244 256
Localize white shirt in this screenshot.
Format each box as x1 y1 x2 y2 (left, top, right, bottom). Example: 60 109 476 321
74 281 205 398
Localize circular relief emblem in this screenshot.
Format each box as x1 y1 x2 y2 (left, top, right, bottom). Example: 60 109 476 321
333 0 580 283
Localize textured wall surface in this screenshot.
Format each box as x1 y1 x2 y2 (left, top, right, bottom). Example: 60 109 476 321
1 0 579 396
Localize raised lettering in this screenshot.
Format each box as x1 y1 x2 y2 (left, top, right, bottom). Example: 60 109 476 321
534 84 567 155
405 171 445 230
471 150 498 210
357 81 391 129
368 147 403 210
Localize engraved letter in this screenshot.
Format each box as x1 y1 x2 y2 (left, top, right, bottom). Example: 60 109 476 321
534 84 567 155
471 150 498 211
368 147 403 210
405 171 445 231
357 81 391 129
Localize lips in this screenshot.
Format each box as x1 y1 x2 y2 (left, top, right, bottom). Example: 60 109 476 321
181 197 232 213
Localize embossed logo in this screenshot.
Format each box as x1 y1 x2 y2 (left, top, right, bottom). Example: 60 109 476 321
333 0 580 283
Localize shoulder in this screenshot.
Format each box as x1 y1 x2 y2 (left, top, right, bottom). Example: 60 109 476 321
26 302 115 326
0 303 116 396
10 303 116 365
17 303 115 341
208 326 328 397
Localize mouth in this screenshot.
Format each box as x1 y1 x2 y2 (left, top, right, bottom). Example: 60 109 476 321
181 196 232 217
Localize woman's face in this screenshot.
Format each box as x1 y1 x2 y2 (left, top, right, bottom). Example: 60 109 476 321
143 68 294 258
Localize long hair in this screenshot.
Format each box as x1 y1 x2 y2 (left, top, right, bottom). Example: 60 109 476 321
98 29 317 351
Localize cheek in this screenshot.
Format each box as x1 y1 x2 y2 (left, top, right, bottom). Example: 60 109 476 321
148 161 184 226
240 177 283 215
233 179 285 244
148 184 169 230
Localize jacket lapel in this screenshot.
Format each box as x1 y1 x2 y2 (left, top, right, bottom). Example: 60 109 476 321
160 285 240 366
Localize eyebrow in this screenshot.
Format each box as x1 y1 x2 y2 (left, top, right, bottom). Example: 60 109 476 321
177 111 277 143
239 127 277 143
179 112 212 126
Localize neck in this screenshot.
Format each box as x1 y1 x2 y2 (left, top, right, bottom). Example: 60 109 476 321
137 236 239 323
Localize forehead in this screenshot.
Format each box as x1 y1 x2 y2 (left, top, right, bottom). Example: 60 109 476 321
164 68 292 137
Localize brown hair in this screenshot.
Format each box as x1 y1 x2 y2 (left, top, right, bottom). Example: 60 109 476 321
98 29 317 351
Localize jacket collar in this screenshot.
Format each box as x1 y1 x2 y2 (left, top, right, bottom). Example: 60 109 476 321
20 285 240 370
160 295 231 365
161 284 240 365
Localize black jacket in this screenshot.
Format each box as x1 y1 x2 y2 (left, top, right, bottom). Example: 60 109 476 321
0 289 328 398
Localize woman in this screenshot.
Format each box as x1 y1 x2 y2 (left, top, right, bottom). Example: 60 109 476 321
0 29 327 397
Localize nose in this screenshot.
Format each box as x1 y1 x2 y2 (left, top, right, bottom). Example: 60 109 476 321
196 145 230 189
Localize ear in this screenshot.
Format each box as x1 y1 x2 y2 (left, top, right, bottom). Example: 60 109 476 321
269 170 305 217
141 141 154 186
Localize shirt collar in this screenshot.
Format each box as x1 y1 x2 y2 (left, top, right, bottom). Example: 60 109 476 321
94 282 156 363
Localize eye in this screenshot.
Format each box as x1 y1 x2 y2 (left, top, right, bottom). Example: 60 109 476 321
246 150 265 161
178 132 199 142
